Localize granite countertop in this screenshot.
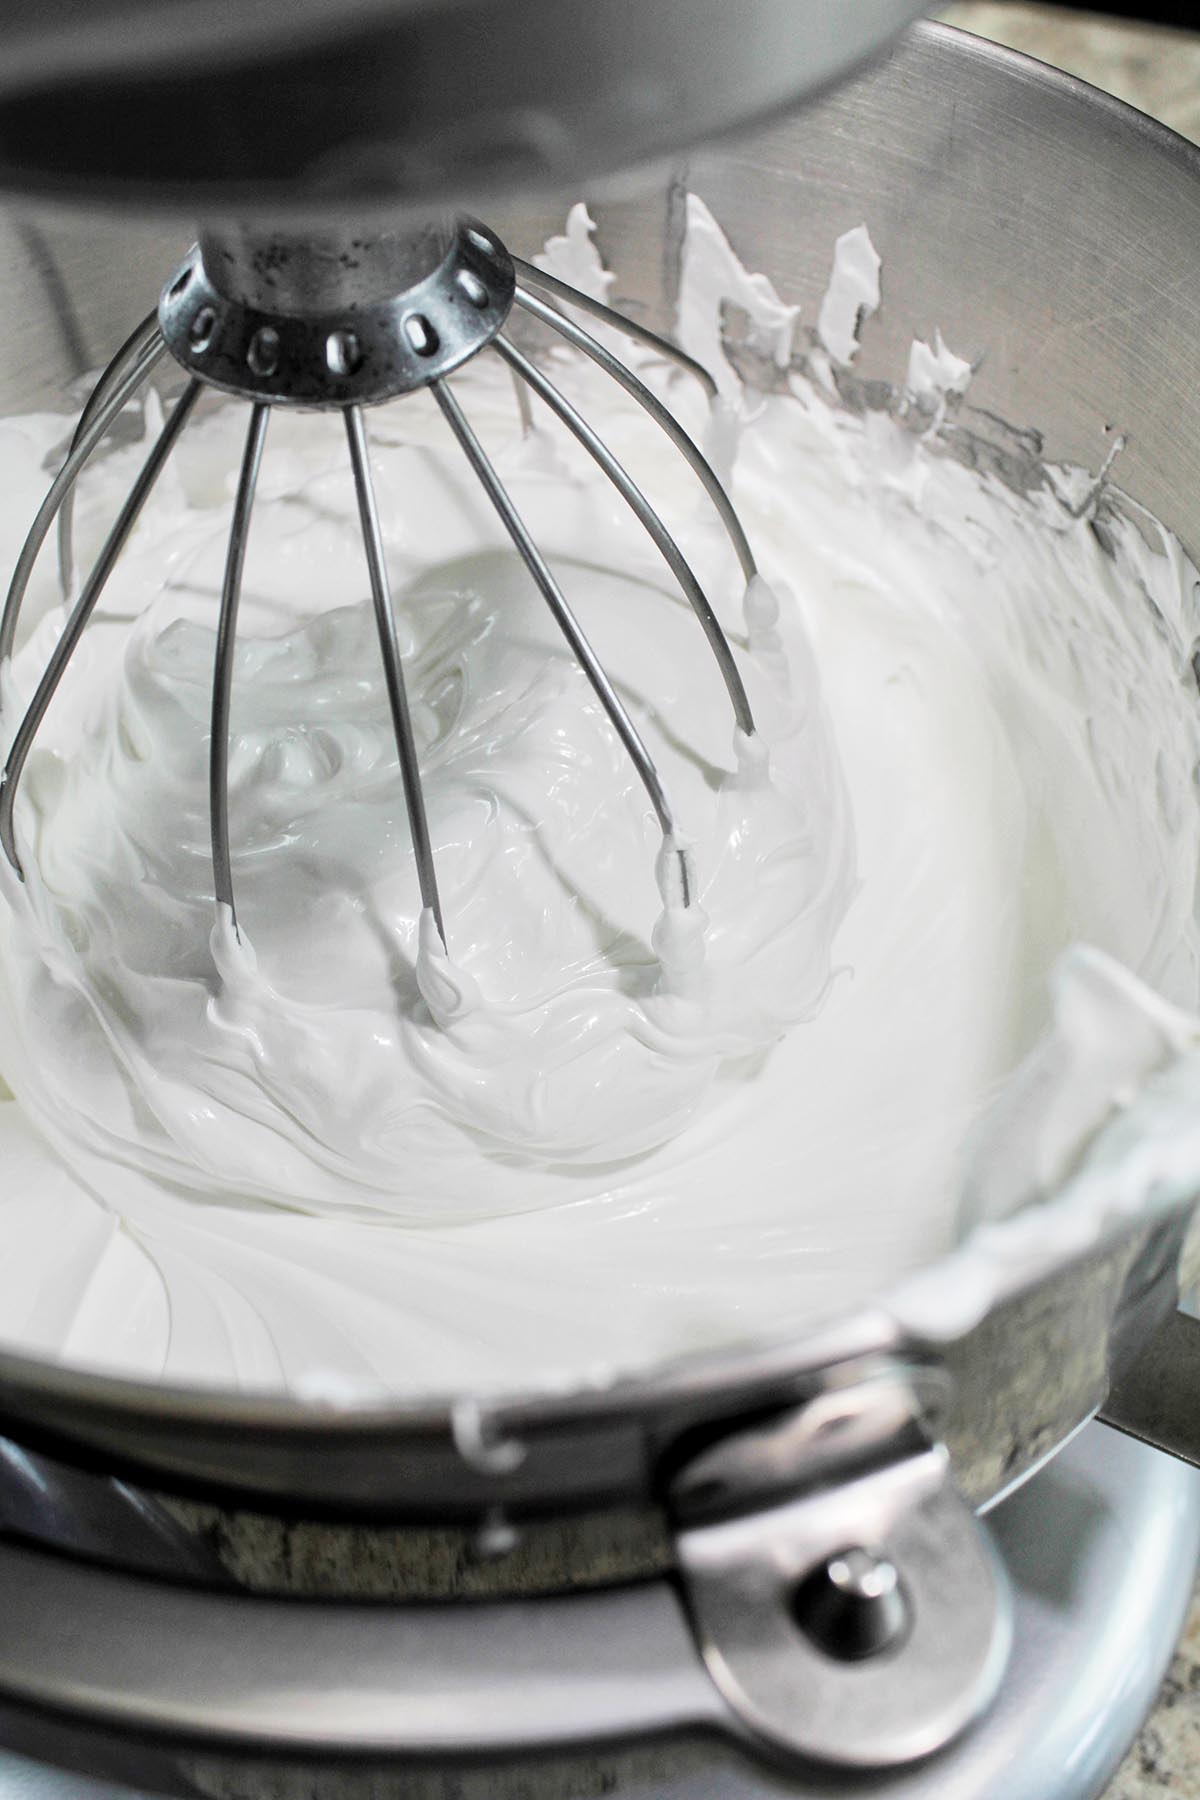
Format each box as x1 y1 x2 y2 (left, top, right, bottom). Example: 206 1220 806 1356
941 9 1200 1794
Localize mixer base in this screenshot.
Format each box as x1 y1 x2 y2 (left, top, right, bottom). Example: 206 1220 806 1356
0 1422 1195 1800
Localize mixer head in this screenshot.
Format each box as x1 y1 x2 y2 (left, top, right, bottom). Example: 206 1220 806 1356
0 2 928 216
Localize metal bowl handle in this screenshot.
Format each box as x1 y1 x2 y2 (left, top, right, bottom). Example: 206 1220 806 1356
0 1374 1010 1776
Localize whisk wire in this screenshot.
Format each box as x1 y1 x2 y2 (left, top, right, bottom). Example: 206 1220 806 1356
493 335 754 739
0 329 168 667
431 374 692 903
57 308 163 603
2 226 753 951
510 366 535 436
345 404 447 947
0 380 202 876
510 256 718 402
512 284 756 585
211 402 270 930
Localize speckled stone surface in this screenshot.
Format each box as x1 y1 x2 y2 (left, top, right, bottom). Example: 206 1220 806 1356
937 12 1200 1794
1105 1591 1200 1798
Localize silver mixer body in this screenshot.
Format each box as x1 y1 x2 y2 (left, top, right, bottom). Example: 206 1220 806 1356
0 14 1198 1798
0 0 927 216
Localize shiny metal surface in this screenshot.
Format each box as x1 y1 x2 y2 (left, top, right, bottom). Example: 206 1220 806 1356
210 404 270 929
793 1548 910 1662
675 1377 1010 1768
492 335 756 740
0 1379 1008 1773
432 371 691 885
583 1427 1200 1800
0 1539 719 1758
0 2 927 217
512 279 760 584
0 1439 224 1586
0 16 1195 1793
0 322 165 661
682 22 1200 568
199 220 456 313
509 256 718 400
0 22 1195 1526
346 401 447 946
0 1423 1191 1797
57 306 161 600
7 209 752 958
0 378 200 878
1100 1305 1200 1468
159 221 514 406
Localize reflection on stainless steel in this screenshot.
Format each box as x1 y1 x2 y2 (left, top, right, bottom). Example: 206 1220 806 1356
0 14 1197 1792
210 402 270 930
0 1436 226 1583
1100 1305 1200 1467
0 1 928 216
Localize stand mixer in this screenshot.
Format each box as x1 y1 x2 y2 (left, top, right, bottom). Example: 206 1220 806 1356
0 6 1199 1800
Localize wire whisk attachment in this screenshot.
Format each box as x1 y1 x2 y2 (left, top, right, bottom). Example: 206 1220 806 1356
0 215 772 1012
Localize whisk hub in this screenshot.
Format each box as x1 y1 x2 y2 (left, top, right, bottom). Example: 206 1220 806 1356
159 218 515 407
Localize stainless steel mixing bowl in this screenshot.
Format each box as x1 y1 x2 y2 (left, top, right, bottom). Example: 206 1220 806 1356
0 18 1199 1793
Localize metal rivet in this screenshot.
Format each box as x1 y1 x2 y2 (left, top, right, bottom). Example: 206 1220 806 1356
405 314 440 356
456 268 489 309
326 329 363 377
792 1547 909 1662
466 227 495 258
168 267 193 301
246 326 280 378
188 306 217 352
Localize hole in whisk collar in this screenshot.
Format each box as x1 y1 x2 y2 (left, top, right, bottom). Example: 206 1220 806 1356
246 327 280 378
188 305 216 352
456 268 489 310
404 313 440 357
326 329 363 377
